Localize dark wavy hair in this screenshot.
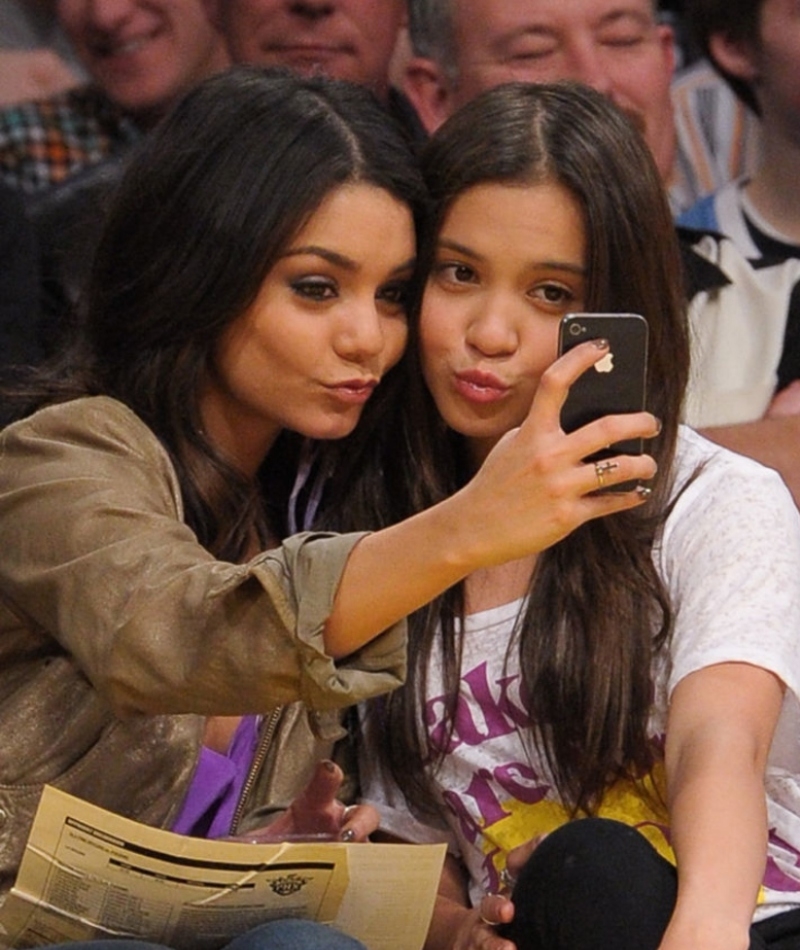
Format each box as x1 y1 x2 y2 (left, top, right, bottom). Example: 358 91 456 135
5 65 427 560
332 81 690 816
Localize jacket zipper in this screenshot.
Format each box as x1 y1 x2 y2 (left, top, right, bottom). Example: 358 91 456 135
228 706 282 837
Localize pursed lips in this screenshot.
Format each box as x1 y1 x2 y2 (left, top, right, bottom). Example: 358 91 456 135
324 377 379 404
451 368 513 407
455 368 510 395
328 376 377 389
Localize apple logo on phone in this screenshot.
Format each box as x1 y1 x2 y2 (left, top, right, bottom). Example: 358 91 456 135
595 351 614 373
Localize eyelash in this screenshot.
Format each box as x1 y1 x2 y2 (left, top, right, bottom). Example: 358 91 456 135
533 283 575 305
291 277 336 301
436 263 577 305
290 277 411 309
378 281 412 308
436 262 477 284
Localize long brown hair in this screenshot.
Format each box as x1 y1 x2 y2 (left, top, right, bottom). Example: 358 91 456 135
4 67 427 561
348 82 689 816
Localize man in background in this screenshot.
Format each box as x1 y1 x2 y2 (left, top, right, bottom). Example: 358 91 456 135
203 0 424 142
0 0 230 192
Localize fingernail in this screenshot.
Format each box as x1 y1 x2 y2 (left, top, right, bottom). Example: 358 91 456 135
340 828 356 842
594 338 609 349
322 760 336 772
653 417 662 435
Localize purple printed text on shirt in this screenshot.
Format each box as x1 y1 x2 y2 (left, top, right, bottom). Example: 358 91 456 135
425 661 528 754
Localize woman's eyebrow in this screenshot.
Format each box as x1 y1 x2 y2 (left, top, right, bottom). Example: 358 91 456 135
437 237 482 260
283 246 357 269
437 237 586 276
282 248 417 276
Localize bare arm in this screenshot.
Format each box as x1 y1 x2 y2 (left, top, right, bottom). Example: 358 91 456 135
325 340 661 657
660 662 784 950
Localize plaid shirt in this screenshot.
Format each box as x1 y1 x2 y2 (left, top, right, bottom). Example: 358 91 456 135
0 85 141 194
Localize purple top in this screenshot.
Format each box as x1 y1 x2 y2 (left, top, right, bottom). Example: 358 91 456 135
171 715 261 838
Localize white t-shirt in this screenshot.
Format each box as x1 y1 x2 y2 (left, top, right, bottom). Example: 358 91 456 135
360 428 800 921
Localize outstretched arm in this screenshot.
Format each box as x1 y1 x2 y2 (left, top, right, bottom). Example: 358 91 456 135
325 339 660 657
660 661 784 950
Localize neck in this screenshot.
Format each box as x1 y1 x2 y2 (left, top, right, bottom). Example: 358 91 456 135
744 118 800 244
464 555 537 614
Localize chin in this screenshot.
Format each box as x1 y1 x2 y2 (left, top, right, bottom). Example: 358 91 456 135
302 419 361 442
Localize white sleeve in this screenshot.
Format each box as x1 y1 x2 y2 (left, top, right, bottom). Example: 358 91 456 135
660 432 800 703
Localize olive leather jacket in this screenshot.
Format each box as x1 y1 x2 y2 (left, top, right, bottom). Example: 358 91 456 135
0 397 406 898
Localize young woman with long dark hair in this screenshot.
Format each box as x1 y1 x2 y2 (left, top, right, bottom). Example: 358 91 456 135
355 82 800 950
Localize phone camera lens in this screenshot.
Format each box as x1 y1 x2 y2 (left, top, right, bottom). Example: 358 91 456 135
569 323 584 337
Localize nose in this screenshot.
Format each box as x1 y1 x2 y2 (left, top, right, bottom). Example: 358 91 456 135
288 0 335 19
564 39 614 96
465 297 520 358
335 301 389 363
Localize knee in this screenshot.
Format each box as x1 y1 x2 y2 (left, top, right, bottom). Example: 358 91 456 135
526 817 655 881
225 919 367 950
511 817 677 911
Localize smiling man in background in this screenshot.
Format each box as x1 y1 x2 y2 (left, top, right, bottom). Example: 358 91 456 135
401 0 686 207
0 0 230 192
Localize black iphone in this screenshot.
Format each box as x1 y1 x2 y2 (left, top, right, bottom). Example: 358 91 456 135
558 312 649 489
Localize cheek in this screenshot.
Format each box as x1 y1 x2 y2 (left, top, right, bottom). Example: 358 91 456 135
384 321 409 370
418 314 444 390
418 314 448 386
521 323 560 388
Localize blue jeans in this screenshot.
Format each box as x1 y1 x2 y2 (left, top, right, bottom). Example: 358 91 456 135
50 919 367 950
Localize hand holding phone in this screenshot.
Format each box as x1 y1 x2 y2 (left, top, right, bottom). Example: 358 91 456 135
558 313 649 491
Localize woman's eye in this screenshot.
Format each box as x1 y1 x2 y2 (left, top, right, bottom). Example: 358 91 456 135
532 283 575 306
437 262 476 285
378 280 411 308
291 278 337 300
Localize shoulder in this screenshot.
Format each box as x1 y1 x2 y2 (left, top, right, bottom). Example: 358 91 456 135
667 426 800 540
5 394 151 441
673 425 789 491
0 395 186 528
1 396 179 490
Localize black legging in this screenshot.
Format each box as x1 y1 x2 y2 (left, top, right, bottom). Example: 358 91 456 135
499 818 800 950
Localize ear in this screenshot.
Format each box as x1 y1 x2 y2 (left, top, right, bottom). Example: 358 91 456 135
656 22 676 77
708 31 759 82
402 56 456 135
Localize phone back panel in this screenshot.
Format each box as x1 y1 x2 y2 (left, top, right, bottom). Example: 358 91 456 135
558 313 649 460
